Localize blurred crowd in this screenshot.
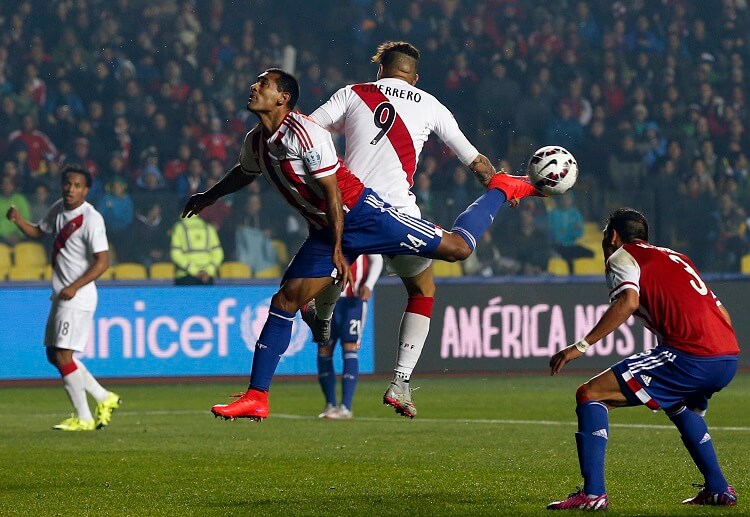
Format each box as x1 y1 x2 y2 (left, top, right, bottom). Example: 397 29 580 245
1 0 749 275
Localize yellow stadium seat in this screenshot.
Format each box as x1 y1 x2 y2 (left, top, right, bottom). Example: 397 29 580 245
98 267 116 281
271 239 290 265
254 265 282 279
42 264 52 281
0 265 8 281
432 260 463 277
150 262 175 279
13 241 47 267
741 254 750 274
220 261 251 279
547 257 570 276
7 264 45 281
113 262 148 280
0 242 11 270
573 257 605 276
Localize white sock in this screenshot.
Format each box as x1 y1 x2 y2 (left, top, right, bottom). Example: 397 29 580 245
62 367 93 421
74 358 109 403
393 296 434 381
315 282 344 321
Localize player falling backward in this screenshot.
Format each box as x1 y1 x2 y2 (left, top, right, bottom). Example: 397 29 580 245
182 67 543 422
6 166 121 431
302 40 510 418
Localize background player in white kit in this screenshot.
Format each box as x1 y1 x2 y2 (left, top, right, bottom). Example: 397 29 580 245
6 166 121 431
308 41 500 418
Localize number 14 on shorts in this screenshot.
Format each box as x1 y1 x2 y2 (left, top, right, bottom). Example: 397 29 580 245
400 234 427 253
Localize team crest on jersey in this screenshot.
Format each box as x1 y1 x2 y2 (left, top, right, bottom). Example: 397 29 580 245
240 298 310 359
302 148 322 170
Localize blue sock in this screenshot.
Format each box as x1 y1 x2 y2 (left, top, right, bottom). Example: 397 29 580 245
668 406 728 492
576 401 609 496
249 306 295 391
341 350 359 410
450 190 507 250
317 353 336 406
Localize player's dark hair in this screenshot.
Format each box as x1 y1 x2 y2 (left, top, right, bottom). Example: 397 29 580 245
606 208 649 243
61 165 93 188
372 41 420 70
265 68 299 110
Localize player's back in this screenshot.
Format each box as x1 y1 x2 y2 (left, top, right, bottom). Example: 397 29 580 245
622 242 738 356
311 78 477 209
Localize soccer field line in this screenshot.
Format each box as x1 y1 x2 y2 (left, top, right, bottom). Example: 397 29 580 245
24 410 750 432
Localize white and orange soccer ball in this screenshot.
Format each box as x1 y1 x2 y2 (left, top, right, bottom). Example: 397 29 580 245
527 145 578 195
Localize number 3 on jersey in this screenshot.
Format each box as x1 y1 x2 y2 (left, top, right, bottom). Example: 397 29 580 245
370 102 396 145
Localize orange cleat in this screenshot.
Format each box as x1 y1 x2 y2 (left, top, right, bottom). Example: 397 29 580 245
211 389 269 421
487 173 546 201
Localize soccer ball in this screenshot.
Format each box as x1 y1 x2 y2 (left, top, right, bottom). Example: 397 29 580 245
527 146 578 195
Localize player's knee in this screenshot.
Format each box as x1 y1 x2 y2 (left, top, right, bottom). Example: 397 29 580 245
270 290 297 313
575 383 592 404
440 235 472 262
342 343 359 353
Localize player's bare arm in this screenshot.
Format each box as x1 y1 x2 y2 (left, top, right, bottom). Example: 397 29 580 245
468 154 497 187
182 164 255 218
316 174 352 288
550 289 639 375
59 250 109 301
6 205 44 239
718 304 733 326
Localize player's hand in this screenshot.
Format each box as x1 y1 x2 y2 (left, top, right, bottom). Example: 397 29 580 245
332 248 352 289
59 285 78 301
549 344 585 376
358 285 372 300
6 205 18 222
182 192 217 218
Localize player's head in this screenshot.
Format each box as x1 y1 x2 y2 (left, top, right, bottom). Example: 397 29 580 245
61 165 92 210
603 208 649 256
247 68 299 114
372 41 420 85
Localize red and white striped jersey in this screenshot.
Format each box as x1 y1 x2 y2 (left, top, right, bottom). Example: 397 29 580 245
606 242 739 357
39 200 109 311
239 112 365 229
310 77 479 209
342 254 384 298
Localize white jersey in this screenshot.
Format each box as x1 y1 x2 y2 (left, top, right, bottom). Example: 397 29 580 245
239 112 365 230
39 200 109 311
311 77 479 209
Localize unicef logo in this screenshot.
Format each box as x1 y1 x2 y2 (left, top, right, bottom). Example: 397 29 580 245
240 297 311 359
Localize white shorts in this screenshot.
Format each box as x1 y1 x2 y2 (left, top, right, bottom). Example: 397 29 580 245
383 202 432 278
44 302 94 352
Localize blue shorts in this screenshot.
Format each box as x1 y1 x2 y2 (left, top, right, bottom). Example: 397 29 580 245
283 189 443 281
323 297 367 346
611 346 738 412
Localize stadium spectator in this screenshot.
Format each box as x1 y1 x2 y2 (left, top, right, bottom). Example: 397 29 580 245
548 208 738 510
130 201 170 268
234 193 279 275
96 176 133 257
546 192 594 273
0 174 31 245
170 213 223 286
315 253 383 420
5 165 120 431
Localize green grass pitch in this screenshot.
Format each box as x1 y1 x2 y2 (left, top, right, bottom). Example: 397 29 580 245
1 372 747 516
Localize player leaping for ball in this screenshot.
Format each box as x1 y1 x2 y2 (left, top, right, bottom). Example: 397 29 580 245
305 41 544 418
182 68 542 422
